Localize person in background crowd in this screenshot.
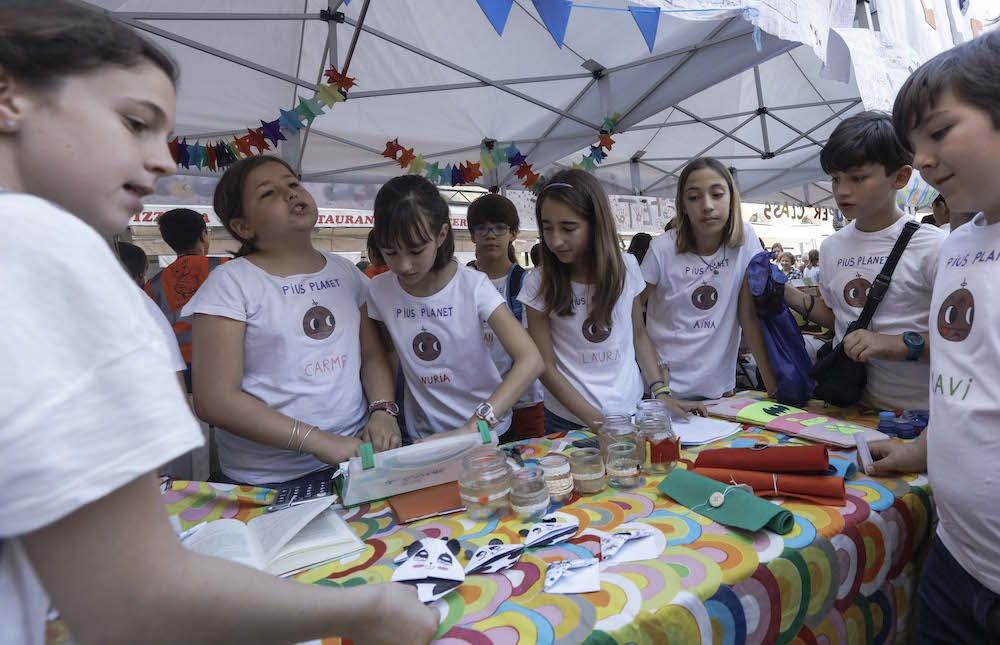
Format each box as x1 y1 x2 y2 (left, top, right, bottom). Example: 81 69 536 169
626 232 652 265
356 259 371 272
363 228 390 278
467 193 546 441
770 241 783 262
778 251 802 279
803 249 821 284
145 207 226 393
529 242 541 267
0 3 436 643
932 193 952 231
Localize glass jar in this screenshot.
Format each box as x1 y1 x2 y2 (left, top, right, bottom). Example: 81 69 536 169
598 415 640 463
539 454 574 503
571 447 606 494
606 441 643 488
510 468 550 520
458 447 512 520
637 417 680 475
636 398 669 424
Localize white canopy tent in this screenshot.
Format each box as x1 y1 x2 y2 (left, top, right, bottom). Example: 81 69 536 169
85 0 997 208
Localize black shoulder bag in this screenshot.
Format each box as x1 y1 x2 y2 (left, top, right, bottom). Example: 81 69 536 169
810 221 920 407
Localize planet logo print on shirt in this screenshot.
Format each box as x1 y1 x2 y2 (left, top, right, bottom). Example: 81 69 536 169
302 301 335 340
412 329 442 361
581 317 612 343
691 283 719 311
937 280 975 342
843 274 872 308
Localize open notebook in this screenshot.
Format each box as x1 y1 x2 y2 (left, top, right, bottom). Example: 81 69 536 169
182 497 364 576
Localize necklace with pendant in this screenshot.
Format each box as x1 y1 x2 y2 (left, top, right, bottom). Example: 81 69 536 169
696 244 726 276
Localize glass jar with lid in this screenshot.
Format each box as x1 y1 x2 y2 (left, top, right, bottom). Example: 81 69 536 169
637 416 680 475
598 414 641 463
539 454 574 503
571 447 606 494
510 468 550 520
636 398 669 424
458 447 512 520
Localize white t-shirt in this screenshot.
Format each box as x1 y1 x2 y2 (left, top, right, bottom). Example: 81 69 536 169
803 265 822 285
818 216 945 410
641 223 763 399
518 253 645 424
939 222 951 233
367 262 510 440
926 212 1000 594
139 288 185 372
182 253 369 484
485 270 544 409
0 194 203 645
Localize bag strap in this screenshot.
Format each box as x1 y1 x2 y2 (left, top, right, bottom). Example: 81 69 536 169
506 264 526 322
855 220 920 330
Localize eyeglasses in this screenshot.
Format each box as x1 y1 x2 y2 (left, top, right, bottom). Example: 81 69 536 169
471 223 511 237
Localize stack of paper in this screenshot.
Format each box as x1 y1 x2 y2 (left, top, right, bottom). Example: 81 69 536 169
672 416 742 446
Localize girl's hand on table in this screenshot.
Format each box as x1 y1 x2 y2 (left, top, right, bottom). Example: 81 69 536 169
866 437 927 475
364 583 438 644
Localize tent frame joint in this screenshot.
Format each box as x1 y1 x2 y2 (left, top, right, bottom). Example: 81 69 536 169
319 9 345 23
755 106 768 116
760 152 776 160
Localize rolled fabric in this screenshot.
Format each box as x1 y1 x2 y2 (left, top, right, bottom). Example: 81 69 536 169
692 466 846 506
658 469 795 534
693 444 829 474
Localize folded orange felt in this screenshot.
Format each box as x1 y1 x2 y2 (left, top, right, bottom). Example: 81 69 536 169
693 445 829 473
388 482 465 524
691 466 846 506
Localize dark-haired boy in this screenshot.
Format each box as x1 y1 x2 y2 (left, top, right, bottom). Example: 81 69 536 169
784 111 945 411
145 207 226 392
467 194 545 441
869 31 1000 642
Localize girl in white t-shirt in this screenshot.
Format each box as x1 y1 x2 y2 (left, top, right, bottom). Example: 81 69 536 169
517 169 706 432
185 156 402 485
0 3 435 644
366 175 543 441
641 157 775 400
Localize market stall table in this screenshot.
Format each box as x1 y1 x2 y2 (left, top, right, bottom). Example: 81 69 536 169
160 402 932 645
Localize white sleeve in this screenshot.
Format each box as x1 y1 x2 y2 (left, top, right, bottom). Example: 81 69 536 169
640 239 663 285
180 262 248 322
516 267 545 312
0 198 202 537
817 239 835 307
623 253 645 299
475 270 505 321
139 291 186 372
365 275 386 322
920 226 946 286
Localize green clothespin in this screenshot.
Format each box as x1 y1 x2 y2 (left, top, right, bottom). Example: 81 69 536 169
359 442 375 470
477 420 492 444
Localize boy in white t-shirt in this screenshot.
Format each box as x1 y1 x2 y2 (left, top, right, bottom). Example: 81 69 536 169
467 194 546 441
783 111 945 411
869 31 1000 642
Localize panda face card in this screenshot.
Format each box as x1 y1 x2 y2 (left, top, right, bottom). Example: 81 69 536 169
392 537 465 603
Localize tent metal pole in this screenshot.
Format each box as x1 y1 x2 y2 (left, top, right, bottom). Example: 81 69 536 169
497 77 598 185
637 160 680 193
310 130 385 156
606 27 755 74
347 72 591 99
340 0 371 76
769 98 861 111
765 111 826 148
342 17 601 130
672 106 764 156
110 12 321 20
770 99 860 155
295 0 344 173
615 17 736 126
753 66 771 155
117 18 318 91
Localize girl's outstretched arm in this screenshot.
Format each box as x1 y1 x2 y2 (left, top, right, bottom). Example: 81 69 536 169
24 473 438 645
358 305 401 451
525 306 603 427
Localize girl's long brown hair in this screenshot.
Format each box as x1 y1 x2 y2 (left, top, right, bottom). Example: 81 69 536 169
213 156 299 258
535 169 624 329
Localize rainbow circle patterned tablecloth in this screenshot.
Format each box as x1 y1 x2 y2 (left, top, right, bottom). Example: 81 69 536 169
162 403 933 645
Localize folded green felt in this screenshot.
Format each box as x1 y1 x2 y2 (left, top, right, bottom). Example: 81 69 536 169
658 468 795 534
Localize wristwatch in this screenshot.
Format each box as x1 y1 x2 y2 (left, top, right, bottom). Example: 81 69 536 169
902 331 925 361
368 399 400 417
475 402 498 427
